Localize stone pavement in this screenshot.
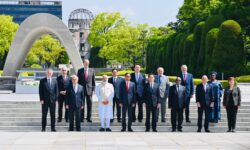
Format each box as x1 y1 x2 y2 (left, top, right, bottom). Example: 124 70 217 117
0 132 249 150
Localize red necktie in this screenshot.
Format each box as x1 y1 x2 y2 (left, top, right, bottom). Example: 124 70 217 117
85 69 88 81
126 81 129 92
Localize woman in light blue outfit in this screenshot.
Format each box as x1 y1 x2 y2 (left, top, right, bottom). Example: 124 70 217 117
208 71 223 123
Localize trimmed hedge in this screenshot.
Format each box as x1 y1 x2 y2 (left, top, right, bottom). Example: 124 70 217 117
211 20 246 78
0 70 3 76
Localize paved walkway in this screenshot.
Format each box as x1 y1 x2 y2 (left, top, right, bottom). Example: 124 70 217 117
0 132 249 150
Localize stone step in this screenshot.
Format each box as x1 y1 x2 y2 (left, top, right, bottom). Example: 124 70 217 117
0 126 249 132
1 117 250 122
0 121 249 126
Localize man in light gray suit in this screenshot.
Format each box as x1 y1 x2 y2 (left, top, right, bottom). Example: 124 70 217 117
154 67 170 122
77 59 96 123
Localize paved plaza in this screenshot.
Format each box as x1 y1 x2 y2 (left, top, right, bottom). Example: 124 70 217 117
0 132 250 150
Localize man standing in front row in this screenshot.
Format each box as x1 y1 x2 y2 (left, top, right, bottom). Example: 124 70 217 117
120 73 136 132
196 75 214 132
96 75 114 132
77 59 96 123
155 67 170 122
39 68 58 132
66 75 84 131
168 77 186 132
108 69 124 123
144 74 160 132
178 65 194 123
131 64 146 122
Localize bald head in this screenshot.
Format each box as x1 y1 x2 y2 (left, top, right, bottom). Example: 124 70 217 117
201 75 208 84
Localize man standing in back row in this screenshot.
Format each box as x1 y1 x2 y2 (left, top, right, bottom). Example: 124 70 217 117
131 64 146 122
178 65 194 123
77 59 96 123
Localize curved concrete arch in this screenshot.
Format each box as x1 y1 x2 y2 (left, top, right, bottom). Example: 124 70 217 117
3 13 83 76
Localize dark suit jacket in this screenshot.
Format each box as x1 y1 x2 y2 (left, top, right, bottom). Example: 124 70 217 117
66 84 85 109
108 76 124 99
57 75 71 92
77 68 96 95
168 84 186 109
178 73 194 97
196 83 214 107
144 83 160 107
119 81 136 105
39 77 59 104
131 73 146 97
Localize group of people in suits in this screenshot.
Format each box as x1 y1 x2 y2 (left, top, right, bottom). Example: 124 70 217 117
39 61 241 133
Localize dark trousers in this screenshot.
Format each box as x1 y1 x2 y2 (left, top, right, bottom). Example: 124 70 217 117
81 92 92 121
171 108 184 130
58 95 69 121
69 107 81 131
226 106 238 130
185 97 191 121
197 106 210 130
132 93 143 121
113 96 121 120
145 105 157 130
122 104 133 129
42 102 56 130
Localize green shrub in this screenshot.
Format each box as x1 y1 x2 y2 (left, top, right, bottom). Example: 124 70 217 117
236 75 250 82
31 64 42 69
211 20 246 78
0 70 3 76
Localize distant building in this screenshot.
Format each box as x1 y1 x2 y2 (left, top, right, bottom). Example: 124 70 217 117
0 0 62 24
68 8 94 59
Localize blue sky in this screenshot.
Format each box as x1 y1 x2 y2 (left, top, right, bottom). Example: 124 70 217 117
61 0 184 27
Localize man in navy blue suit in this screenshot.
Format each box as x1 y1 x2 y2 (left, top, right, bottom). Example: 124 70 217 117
131 64 146 122
196 75 214 132
178 65 194 123
108 69 124 123
119 73 136 132
144 74 160 132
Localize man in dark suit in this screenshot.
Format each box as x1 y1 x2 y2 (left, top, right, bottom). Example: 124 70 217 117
66 75 84 131
144 74 160 132
108 69 124 123
39 69 58 132
178 65 194 123
168 77 186 132
57 67 71 122
77 59 96 123
196 75 214 132
119 73 136 132
131 64 146 122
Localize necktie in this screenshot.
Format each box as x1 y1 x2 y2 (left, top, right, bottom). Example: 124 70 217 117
114 77 116 84
151 83 153 91
204 84 206 92
184 73 186 81
48 78 52 88
158 75 161 84
126 81 129 92
85 69 88 81
177 85 179 92
136 73 139 82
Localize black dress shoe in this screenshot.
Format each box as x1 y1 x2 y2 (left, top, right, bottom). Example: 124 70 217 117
197 129 201 132
145 129 150 132
65 120 69 123
232 129 235 133
41 129 45 132
57 119 62 123
128 128 133 132
153 129 157 132
68 129 74 131
172 129 176 132
99 128 105 132
121 128 126 132
81 120 84 123
117 119 121 123
87 119 92 123
106 128 112 132
178 129 183 132
227 129 231 132
110 119 114 123
161 120 166 123
76 129 81 132
205 130 210 133
51 129 56 132
138 120 142 123
186 120 191 123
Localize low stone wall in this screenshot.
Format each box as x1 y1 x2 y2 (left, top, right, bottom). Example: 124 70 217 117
0 76 16 92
